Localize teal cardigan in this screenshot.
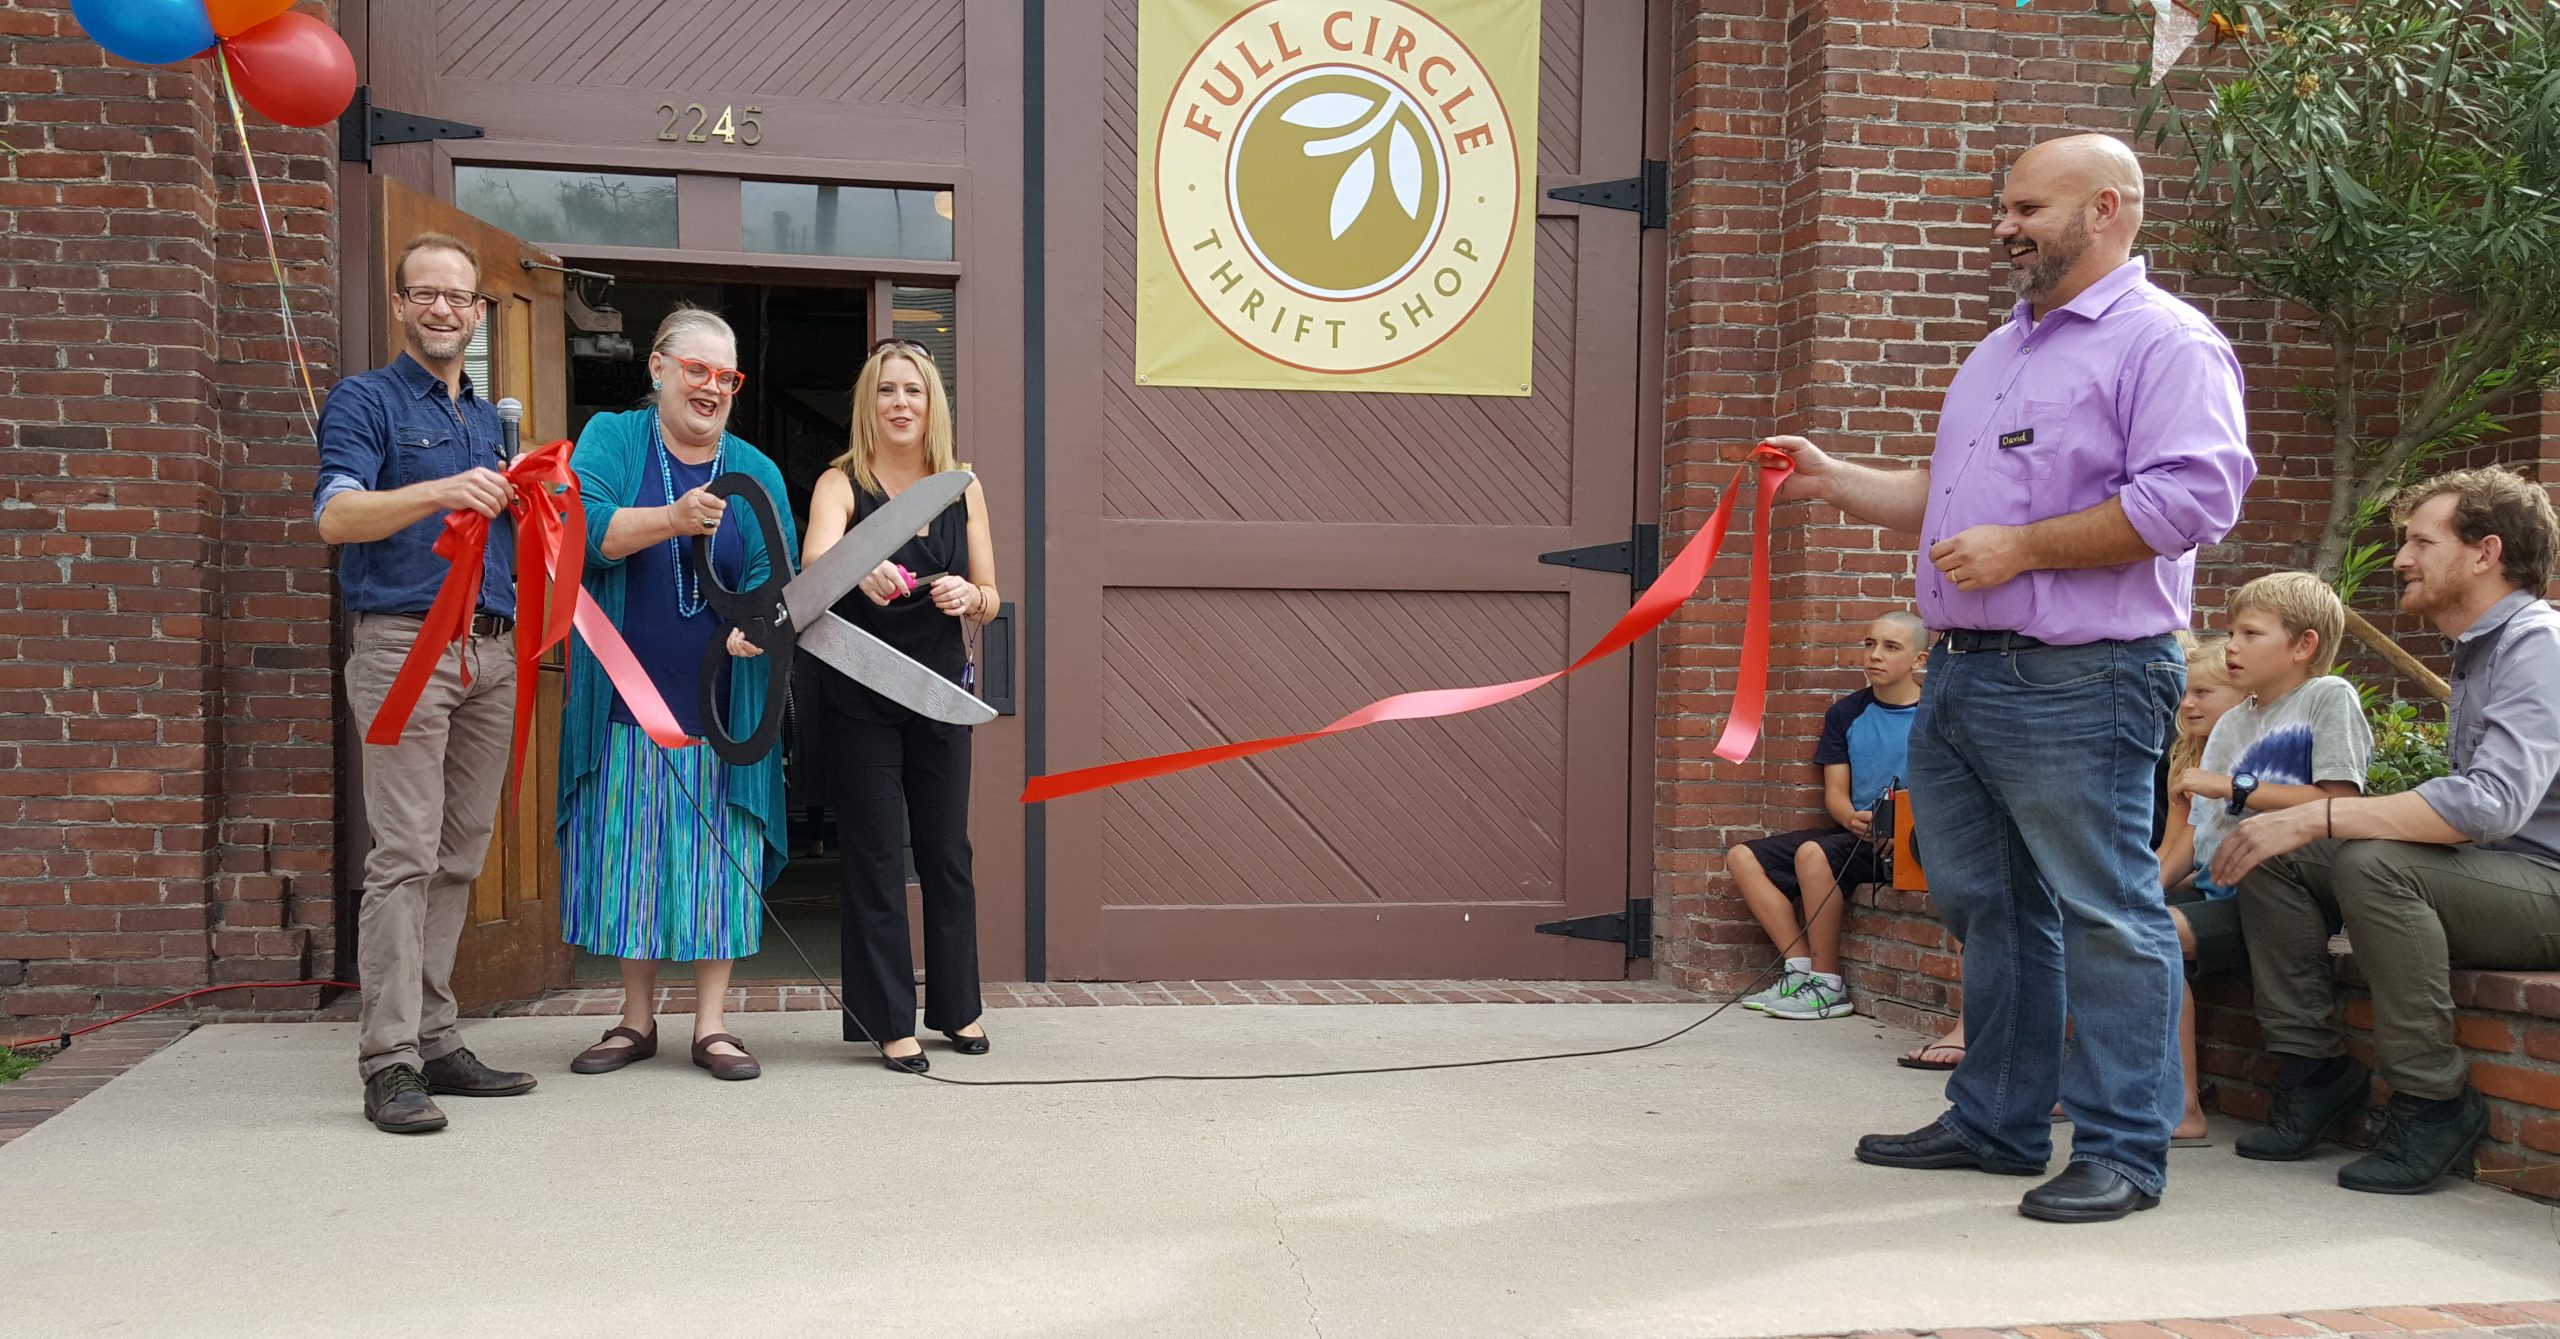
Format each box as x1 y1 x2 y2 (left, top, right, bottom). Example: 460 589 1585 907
558 409 798 887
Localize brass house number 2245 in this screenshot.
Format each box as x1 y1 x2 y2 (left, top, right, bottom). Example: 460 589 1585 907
657 103 764 146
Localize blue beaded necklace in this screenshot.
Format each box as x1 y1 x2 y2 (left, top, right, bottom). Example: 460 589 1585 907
650 410 723 618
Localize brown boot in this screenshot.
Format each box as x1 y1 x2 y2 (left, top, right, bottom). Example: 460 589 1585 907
364 1064 447 1134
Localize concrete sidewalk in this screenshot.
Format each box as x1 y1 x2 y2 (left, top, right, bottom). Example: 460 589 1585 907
2 1004 2553 1339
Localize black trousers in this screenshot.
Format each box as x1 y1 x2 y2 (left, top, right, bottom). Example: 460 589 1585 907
827 705 981 1044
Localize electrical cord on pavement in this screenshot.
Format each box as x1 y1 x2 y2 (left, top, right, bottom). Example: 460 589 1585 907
660 761 1884 1087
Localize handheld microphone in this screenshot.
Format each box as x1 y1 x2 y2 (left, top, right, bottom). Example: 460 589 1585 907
495 397 522 459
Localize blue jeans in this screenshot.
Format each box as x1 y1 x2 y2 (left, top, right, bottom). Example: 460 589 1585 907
1908 633 2185 1194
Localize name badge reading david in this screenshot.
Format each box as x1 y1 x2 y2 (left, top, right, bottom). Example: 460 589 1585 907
1998 428 2035 449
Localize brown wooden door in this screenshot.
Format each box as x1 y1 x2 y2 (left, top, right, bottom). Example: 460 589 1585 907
373 178 574 1005
1041 0 1654 980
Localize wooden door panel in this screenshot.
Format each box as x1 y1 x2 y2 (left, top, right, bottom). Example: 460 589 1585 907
375 177 574 1007
1052 0 1645 980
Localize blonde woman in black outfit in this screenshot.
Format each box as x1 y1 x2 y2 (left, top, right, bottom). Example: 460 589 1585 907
800 339 998 1073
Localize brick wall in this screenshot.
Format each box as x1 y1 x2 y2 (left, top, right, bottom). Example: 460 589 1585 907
1654 0 2559 1199
1654 0 2550 992
0 0 340 1034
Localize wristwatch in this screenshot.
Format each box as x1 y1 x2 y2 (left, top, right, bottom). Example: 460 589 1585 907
2227 771 2260 816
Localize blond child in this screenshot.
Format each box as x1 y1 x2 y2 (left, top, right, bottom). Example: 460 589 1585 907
2163 576 2371 1140
2157 636 2248 1141
2174 573 2373 893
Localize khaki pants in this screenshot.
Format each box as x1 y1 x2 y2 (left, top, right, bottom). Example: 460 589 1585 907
344 613 516 1080
2238 837 2560 1100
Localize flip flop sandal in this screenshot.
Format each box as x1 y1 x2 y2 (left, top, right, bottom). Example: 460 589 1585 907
1896 1042 1965 1071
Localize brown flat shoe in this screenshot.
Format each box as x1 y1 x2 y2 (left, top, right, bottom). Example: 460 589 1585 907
571 1026 657 1075
692 1032 762 1081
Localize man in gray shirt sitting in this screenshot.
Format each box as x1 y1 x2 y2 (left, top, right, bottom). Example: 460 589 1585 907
2213 466 2560 1194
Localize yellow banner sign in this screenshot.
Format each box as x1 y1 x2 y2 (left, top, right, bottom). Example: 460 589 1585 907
1137 0 1540 396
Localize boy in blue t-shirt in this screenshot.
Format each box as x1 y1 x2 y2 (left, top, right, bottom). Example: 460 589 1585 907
1725 612 1925 1020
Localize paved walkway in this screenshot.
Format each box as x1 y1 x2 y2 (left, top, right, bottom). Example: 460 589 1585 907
2 1005 2554 1338
0 1017 191 1147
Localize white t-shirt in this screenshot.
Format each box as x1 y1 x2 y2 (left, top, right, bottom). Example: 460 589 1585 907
2190 674 2373 895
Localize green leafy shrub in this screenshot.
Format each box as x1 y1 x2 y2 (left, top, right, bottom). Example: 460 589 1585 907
2366 698 2451 796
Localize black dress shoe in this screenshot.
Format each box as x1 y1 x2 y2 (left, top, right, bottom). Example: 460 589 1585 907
2019 1161 2159 1223
940 1027 990 1056
422 1045 538 1097
2337 1090 2489 1194
1854 1118 2043 1175
2235 1059 2371 1161
881 1048 931 1075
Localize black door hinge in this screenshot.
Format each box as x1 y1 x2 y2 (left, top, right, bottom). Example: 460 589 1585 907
1539 523 1660 595
1535 898 1652 961
339 86 486 164
1545 159 1668 229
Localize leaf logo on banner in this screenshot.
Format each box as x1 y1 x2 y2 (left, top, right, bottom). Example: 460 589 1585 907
1286 91 1427 238
1231 71 1443 296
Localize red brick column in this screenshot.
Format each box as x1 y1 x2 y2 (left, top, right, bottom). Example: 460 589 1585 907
0 0 340 1032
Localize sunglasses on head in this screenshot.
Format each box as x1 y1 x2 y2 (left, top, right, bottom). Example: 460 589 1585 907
870 336 936 360
663 354 746 395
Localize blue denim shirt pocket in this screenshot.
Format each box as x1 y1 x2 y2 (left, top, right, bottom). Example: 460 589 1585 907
390 425 459 488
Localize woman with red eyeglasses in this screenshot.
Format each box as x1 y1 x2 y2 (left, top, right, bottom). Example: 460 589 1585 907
803 337 1000 1073
557 304 797 1083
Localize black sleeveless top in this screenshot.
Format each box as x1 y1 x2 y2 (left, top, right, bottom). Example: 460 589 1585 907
822 470 969 722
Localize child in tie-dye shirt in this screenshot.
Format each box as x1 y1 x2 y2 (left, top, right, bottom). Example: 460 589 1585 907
2173 573 2374 899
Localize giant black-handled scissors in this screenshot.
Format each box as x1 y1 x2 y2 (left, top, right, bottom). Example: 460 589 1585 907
688 469 996 764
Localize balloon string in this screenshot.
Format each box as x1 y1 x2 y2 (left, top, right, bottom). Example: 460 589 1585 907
214 46 324 446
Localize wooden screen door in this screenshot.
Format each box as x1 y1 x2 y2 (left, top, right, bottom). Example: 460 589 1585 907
373 177 573 1005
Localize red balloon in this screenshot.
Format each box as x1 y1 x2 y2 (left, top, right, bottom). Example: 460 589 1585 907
218 12 355 128
206 0 294 39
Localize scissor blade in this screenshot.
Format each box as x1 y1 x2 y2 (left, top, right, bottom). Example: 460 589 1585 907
803 612 998 726
785 470 975 631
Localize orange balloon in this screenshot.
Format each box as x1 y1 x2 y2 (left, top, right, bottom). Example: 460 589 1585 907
205 0 294 39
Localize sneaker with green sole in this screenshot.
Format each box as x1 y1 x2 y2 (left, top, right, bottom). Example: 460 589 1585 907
1740 970 1814 1013
1765 977 1854 1020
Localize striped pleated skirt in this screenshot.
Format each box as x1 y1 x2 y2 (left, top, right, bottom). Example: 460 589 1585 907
560 722 764 962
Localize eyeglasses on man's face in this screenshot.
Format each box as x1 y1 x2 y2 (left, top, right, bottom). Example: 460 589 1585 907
395 286 487 313
667 354 747 396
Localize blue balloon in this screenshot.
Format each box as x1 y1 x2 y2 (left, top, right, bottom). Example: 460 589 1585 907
69 0 216 67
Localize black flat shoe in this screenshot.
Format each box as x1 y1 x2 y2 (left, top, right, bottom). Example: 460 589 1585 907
880 1049 930 1075
1854 1118 2044 1175
940 1028 990 1055
2019 1161 2159 1223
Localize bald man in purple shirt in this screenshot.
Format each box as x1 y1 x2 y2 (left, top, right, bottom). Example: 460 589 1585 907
1764 135 2257 1223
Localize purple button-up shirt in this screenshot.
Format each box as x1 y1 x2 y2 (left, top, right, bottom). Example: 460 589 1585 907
1919 257 2256 645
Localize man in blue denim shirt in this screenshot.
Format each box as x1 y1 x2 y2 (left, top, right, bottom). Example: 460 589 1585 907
312 231 536 1134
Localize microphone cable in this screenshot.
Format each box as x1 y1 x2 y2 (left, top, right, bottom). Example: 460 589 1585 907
657 758 1889 1088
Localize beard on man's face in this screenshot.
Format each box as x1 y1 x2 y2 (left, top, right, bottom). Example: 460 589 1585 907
411 321 472 361
2008 214 2090 300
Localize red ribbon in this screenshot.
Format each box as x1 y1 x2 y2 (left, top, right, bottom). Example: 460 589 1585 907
364 440 693 792
1021 449 1795 805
